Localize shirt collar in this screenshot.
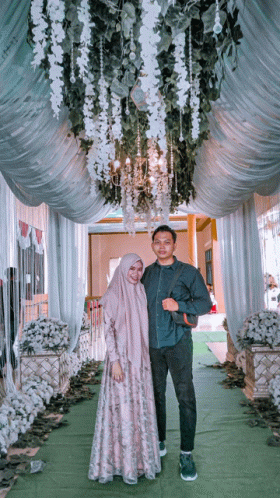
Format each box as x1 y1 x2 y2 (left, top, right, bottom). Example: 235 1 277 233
155 255 179 270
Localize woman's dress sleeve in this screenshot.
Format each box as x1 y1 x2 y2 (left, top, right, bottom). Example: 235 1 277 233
103 312 120 364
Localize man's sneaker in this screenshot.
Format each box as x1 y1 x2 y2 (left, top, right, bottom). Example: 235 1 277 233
159 441 167 457
180 453 198 481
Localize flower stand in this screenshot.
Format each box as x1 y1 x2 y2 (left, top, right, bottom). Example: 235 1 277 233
77 331 92 363
243 346 280 400
226 332 238 362
20 349 70 394
226 332 246 372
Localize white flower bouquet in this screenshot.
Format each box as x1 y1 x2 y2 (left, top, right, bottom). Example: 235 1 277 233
270 375 280 412
0 376 54 455
237 310 280 349
20 316 69 354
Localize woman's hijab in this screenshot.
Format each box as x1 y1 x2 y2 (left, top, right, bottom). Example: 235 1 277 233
99 253 149 374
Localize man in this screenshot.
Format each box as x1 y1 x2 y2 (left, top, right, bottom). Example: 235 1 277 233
142 225 212 481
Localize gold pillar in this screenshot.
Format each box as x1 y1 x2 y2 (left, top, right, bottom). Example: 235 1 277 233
187 214 197 267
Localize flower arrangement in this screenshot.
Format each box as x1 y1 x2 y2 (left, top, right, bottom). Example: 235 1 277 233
28 0 242 217
20 316 69 354
270 375 280 412
237 310 280 349
0 376 54 455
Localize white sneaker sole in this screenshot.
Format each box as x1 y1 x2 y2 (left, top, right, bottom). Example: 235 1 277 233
159 447 167 457
180 471 198 481
180 463 198 481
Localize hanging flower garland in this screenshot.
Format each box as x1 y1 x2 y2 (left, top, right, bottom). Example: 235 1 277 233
92 38 112 183
28 0 243 215
174 32 190 112
46 0 66 118
191 75 200 141
30 0 48 68
76 0 96 138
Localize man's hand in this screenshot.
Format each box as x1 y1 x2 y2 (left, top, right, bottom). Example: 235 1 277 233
162 298 179 311
111 361 124 382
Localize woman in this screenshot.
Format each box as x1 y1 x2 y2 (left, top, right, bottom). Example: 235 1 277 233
88 253 161 485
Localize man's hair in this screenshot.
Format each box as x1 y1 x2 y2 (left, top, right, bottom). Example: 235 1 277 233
152 225 177 243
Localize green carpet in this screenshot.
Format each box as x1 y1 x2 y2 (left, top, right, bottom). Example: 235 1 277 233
7 336 280 498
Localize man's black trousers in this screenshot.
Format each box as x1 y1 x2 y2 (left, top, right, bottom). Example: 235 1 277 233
149 332 196 452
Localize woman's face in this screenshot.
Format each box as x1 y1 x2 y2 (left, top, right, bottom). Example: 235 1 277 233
126 260 143 285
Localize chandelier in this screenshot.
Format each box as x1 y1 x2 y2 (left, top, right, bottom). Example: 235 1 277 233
28 0 242 233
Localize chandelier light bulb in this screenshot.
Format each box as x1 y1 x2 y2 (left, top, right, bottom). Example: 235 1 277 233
213 22 222 34
114 159 120 169
125 157 131 165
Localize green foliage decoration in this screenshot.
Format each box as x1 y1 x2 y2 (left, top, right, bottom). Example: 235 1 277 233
27 0 242 212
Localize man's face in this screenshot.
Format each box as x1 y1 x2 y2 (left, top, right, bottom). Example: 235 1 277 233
151 231 177 262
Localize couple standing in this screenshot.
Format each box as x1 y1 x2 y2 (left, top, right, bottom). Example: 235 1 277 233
88 225 212 484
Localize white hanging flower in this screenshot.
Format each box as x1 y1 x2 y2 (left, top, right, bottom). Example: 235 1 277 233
47 0 66 118
173 32 190 110
77 0 94 79
30 0 48 67
83 72 96 138
94 76 112 182
190 75 200 141
139 0 167 152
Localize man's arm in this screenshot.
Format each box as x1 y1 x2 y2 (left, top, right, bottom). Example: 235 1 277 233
177 269 212 316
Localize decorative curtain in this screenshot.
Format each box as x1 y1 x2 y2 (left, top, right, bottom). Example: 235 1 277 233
1 0 280 225
0 175 18 394
48 210 88 353
216 196 264 348
255 192 280 309
0 0 110 225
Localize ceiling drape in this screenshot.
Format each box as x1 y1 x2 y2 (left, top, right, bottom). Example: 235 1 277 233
0 0 280 222
0 0 110 224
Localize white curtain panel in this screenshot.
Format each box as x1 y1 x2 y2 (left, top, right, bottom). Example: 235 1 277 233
0 176 18 394
0 0 280 223
48 210 88 353
216 196 264 348
0 0 110 225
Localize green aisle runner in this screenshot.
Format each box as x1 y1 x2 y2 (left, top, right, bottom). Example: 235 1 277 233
7 333 280 498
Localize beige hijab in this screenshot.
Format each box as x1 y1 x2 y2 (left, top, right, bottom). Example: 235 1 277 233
99 253 149 374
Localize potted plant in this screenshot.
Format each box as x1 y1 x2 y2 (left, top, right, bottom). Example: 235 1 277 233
20 316 70 393
237 310 280 400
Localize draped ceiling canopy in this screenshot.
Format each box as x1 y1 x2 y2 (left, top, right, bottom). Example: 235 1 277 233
0 0 280 224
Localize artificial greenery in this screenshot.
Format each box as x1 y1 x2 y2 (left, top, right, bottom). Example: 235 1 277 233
28 0 242 211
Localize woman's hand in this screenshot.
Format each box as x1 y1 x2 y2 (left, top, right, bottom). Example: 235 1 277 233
111 361 124 383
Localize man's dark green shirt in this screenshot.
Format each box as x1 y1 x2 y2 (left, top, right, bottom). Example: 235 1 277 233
142 256 212 349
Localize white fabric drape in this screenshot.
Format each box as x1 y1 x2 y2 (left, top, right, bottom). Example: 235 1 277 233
0 0 280 225
216 196 264 348
48 210 88 353
178 0 280 218
0 0 110 225
0 175 18 394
